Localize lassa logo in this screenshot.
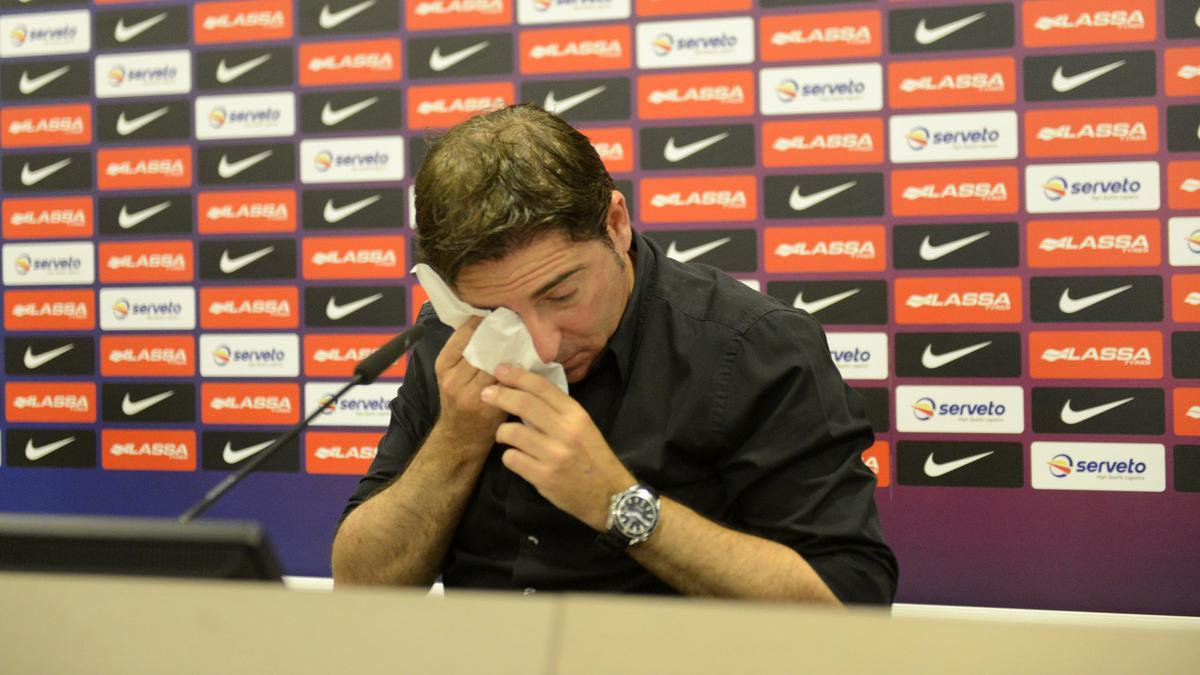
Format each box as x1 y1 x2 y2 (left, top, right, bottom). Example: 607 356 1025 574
1175 388 1200 436
519 24 630 74
1028 218 1159 269
1172 275 1200 323
194 0 292 44
762 118 882 167
408 81 513 129
300 39 402 86
406 0 510 32
640 175 756 223
102 429 196 472
1025 106 1157 158
303 235 406 280
896 276 1022 324
889 56 1015 109
202 382 300 425
5 289 94 331
860 440 890 488
6 381 95 423
2 196 92 240
198 189 296 234
1024 0 1154 47
305 333 408 379
100 335 194 377
638 69 754 120
892 166 1018 216
1 103 90 148
764 226 884 273
634 0 748 17
1030 331 1162 379
200 286 298 329
760 10 880 62
1168 161 1200 211
99 240 192 283
97 146 191 190
306 431 381 474
588 127 634 174
1165 47 1200 97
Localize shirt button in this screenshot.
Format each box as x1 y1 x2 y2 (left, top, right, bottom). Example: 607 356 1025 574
523 588 536 595
526 535 539 547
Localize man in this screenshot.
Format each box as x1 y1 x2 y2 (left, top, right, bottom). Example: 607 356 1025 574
331 104 897 604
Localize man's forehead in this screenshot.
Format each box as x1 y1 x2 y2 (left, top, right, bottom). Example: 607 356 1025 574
453 234 593 301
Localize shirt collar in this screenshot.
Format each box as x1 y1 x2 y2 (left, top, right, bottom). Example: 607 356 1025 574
588 229 654 385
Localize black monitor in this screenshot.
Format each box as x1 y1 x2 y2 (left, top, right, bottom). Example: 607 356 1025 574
0 513 282 581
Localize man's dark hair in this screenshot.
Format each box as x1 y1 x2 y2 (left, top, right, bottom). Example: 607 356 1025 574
413 104 615 285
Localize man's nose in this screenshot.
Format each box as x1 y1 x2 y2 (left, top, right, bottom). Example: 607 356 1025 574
520 312 561 364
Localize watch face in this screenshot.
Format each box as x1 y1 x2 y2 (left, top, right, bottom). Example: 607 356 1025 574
615 493 657 537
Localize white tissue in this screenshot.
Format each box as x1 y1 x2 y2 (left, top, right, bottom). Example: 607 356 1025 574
412 263 568 393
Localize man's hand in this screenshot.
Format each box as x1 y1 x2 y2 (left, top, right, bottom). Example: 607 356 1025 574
434 317 509 453
481 364 636 531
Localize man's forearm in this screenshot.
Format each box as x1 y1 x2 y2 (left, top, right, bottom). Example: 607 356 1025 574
331 426 489 587
628 499 842 605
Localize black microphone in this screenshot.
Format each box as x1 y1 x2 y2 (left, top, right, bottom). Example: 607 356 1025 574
179 324 425 523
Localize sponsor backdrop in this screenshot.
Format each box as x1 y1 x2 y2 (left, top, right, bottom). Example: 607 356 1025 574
0 0 1197 614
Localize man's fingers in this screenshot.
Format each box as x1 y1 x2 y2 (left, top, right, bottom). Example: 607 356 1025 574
495 422 555 460
434 316 484 372
493 364 572 414
481 384 562 434
500 448 542 485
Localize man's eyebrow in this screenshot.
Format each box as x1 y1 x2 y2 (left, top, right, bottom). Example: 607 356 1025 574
532 267 584 299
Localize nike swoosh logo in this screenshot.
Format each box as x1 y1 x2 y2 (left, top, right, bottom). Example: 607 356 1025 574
924 451 994 478
666 237 731 263
19 66 70 94
919 231 991 261
324 194 381 223
223 440 274 465
20 158 71 186
792 288 859 315
216 54 271 84
25 436 75 462
663 133 730 163
219 246 275 274
23 344 75 370
921 341 992 370
321 96 378 126
429 41 490 72
1196 6 1200 29
217 150 273 178
1051 61 1125 93
118 201 172 229
1058 284 1132 314
114 12 167 43
1060 397 1134 425
326 293 383 321
115 106 169 136
543 85 606 114
121 390 175 416
788 181 856 212
319 0 376 29
914 12 986 45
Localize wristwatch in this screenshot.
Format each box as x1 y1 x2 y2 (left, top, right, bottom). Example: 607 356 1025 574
598 483 661 551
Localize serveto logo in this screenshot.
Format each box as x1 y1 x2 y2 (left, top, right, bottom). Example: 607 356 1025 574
306 431 381 474
1032 442 1163 492
1025 1 1153 47
5 289 94 332
641 175 756 223
198 189 296 234
520 24 630 74
1169 218 1200 267
299 136 404 184
408 0 509 31
6 382 95 423
896 385 1024 434
2 242 94 286
202 382 299 425
94 50 191 98
1 103 91 148
2 196 93 240
102 429 196 472
1030 330 1162 379
98 286 195 331
195 0 292 44
201 286 297 329
763 117 882 167
99 240 192 284
306 382 396 427
892 166 1017 216
760 63 882 116
1026 161 1159 214
101 335 193 377
890 110 1017 163
408 81 513 129
638 69 754 120
826 332 888 381
195 92 295 140
299 39 401 86
517 0 629 25
765 225 884 273
760 10 879 62
0 10 90 58
889 56 1014 109
303 235 406 280
97 146 191 190
896 276 1022 325
636 17 753 70
1026 105 1157 158
1028 218 1158 269
305 333 407 379
199 333 299 378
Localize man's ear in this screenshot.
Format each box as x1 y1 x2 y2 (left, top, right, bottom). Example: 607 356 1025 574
606 189 632 254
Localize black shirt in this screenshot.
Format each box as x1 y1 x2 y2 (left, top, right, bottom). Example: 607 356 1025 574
342 232 898 604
